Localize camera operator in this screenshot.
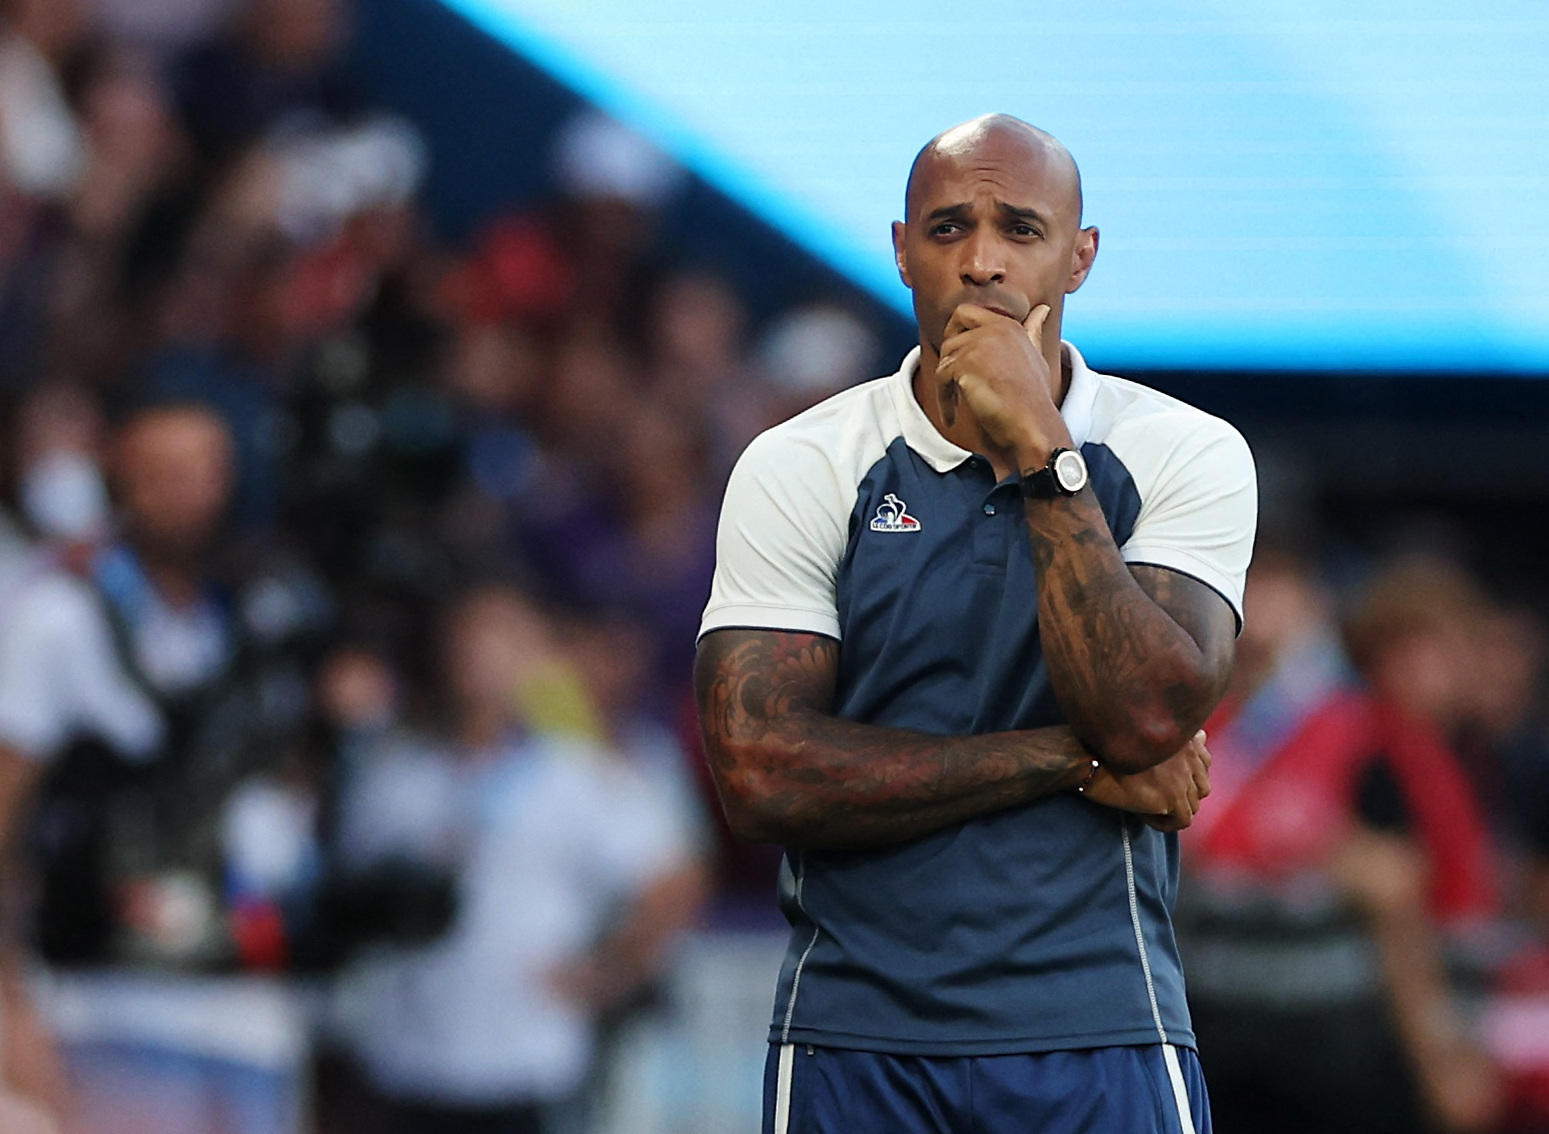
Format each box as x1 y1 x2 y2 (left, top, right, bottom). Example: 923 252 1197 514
0 399 328 1134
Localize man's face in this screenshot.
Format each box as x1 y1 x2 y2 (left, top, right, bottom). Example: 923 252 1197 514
440 589 548 715
893 130 1096 354
116 408 234 559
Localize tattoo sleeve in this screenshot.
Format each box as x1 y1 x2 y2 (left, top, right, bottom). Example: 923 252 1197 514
1023 490 1237 772
693 628 1095 850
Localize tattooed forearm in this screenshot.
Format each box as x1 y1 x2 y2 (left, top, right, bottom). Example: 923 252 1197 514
1023 489 1236 772
693 629 1094 850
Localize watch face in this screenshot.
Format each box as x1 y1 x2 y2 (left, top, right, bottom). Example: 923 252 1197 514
1053 449 1089 493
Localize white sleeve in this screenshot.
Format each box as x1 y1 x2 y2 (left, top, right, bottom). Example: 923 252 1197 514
1113 415 1258 627
0 573 161 760
699 427 850 641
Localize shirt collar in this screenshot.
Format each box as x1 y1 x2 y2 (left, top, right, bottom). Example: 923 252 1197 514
889 340 1099 473
888 347 971 473
1060 340 1098 450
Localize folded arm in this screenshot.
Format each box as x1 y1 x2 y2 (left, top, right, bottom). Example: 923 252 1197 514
1026 488 1238 772
694 628 1207 850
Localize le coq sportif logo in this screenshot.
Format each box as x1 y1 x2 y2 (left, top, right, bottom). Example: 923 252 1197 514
869 493 921 533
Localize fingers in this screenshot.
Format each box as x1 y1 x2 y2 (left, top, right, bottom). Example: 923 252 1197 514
945 303 1000 338
1188 729 1211 798
937 306 984 428
1148 788 1198 832
1022 304 1050 352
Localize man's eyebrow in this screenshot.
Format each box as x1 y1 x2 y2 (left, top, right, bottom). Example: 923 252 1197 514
920 202 1051 226
923 203 971 224
997 202 1049 226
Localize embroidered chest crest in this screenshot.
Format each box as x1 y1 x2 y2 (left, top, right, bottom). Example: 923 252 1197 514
868 493 921 533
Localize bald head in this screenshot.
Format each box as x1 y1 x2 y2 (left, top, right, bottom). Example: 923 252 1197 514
905 114 1082 224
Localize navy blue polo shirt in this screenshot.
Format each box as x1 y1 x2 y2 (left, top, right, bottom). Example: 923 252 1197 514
700 343 1256 1055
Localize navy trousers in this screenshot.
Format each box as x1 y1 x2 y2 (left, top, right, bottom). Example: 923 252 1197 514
763 1042 1211 1134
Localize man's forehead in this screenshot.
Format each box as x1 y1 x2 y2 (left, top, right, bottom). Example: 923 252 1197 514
906 117 1081 221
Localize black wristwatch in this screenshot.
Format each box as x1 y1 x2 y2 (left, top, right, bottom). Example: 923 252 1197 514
1019 447 1089 499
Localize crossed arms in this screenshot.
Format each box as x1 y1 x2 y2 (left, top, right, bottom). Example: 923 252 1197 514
694 536 1238 852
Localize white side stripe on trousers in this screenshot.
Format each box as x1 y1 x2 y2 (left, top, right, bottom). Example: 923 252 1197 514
773 1043 795 1134
1161 1043 1198 1134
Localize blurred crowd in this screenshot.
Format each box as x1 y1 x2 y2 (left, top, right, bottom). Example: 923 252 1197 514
0 0 878 1130
0 1 1546 1133
1177 536 1549 1134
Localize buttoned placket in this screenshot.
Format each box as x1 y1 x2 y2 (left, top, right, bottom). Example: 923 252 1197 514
966 457 1018 570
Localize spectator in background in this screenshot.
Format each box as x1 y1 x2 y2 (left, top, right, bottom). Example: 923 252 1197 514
8 382 111 554
1456 604 1549 912
753 301 882 426
592 403 718 710
434 320 547 568
88 0 239 59
0 400 72 1131
0 0 89 203
169 0 358 166
553 606 712 1123
0 0 91 389
550 109 682 339
0 172 50 388
0 400 326 1134
326 583 703 1134
44 44 193 389
1179 546 1505 1134
643 269 760 463
562 605 711 867
1393 574 1549 1130
141 105 431 533
445 108 684 342
497 328 652 620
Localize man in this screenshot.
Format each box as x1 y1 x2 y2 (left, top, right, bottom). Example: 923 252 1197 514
695 115 1256 1133
0 401 319 1134
329 583 705 1134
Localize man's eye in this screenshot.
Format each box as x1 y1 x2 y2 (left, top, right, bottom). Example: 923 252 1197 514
930 222 961 237
1010 224 1041 239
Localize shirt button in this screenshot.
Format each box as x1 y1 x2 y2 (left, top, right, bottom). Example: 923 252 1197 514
982 503 996 516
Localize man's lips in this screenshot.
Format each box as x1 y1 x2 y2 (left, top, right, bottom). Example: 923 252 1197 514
953 293 1026 321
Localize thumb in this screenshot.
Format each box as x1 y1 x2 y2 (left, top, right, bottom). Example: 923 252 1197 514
1023 304 1051 351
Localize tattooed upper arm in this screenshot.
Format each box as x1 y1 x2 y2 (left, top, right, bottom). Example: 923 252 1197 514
694 628 840 746
1128 564 1237 707
693 628 839 835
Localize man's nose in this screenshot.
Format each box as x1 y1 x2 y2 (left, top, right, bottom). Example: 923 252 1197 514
960 231 1005 285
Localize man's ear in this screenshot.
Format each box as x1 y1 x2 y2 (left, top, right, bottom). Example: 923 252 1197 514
1065 225 1099 294
892 221 912 288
